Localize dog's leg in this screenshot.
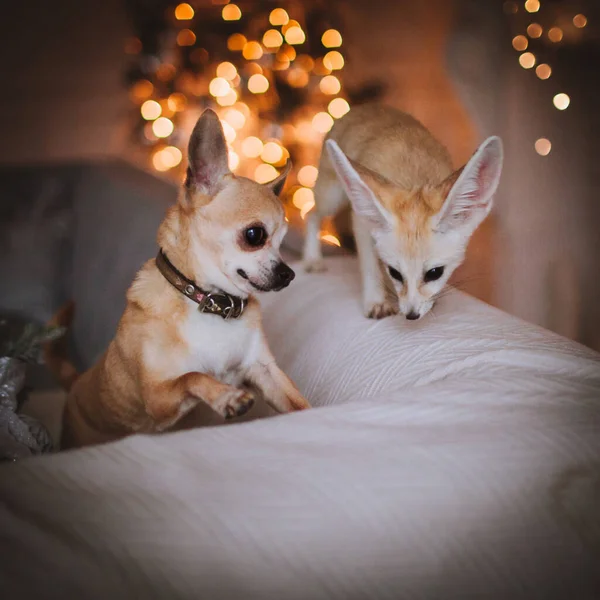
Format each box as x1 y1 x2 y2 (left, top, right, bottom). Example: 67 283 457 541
352 211 399 319
303 174 346 273
246 347 310 413
146 372 255 430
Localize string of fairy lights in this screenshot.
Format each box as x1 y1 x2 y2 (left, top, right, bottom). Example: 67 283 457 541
504 0 589 156
127 1 350 248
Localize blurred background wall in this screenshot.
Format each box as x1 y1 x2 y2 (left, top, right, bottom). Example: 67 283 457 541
0 0 598 351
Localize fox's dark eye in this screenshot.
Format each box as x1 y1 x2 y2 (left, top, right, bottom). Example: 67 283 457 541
424 266 445 282
244 226 267 248
388 266 404 283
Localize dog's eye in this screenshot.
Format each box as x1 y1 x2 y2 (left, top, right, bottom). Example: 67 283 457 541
424 266 445 282
388 266 404 283
244 226 267 248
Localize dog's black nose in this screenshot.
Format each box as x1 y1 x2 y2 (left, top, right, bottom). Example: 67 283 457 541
405 311 420 321
274 262 295 286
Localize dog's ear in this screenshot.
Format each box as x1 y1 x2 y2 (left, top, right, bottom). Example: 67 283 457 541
325 139 393 231
433 136 503 234
185 109 230 195
265 160 292 197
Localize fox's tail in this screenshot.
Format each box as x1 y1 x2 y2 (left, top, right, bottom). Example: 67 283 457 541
43 301 79 391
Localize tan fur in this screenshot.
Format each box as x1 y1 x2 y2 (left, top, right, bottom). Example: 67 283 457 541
48 110 309 450
304 104 502 320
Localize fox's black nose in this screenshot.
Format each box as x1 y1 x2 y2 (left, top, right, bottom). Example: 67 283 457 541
274 262 295 287
405 311 420 321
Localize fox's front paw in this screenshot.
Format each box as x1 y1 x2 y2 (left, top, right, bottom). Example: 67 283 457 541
304 259 327 273
364 300 399 320
217 389 255 419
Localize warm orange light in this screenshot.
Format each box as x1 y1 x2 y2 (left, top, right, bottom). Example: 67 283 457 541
322 29 342 48
300 201 315 220
177 29 196 46
222 4 242 21
296 54 314 71
141 100 161 120
298 165 319 188
273 56 291 71
312 112 334 133
323 50 344 70
313 58 332 76
278 45 296 61
320 75 341 95
553 93 570 110
518 52 536 69
548 27 563 42
162 146 183 168
293 187 315 209
221 121 236 144
223 108 246 130
261 141 284 164
527 23 543 38
243 41 263 60
263 29 283 48
124 38 142 55
242 137 263 158
254 164 279 184
512 35 528 51
524 0 540 13
321 233 341 247
130 80 153 102
235 102 251 118
228 33 247 51
535 138 551 156
282 20 300 35
535 63 551 79
287 68 309 88
217 61 237 80
248 74 269 94
216 89 238 106
573 14 587 28
174 3 194 20
285 26 306 45
152 117 174 138
152 151 169 172
228 150 240 171
167 93 187 112
156 64 176 81
209 77 231 97
328 97 350 119
269 8 289 26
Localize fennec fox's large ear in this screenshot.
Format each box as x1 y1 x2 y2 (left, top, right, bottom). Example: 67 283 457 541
325 139 393 231
185 108 231 195
434 136 503 234
265 159 292 197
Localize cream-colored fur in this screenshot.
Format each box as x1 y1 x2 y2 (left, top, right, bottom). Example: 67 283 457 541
303 104 503 320
47 109 310 450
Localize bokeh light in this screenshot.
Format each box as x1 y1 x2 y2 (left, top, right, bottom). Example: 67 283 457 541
209 77 231 97
323 51 344 70
227 33 247 51
312 112 334 133
519 52 536 69
242 137 264 158
177 29 196 47
222 4 242 21
269 8 289 26
243 41 263 60
535 138 551 156
573 14 587 28
262 141 284 164
524 0 540 13
152 117 174 138
298 166 319 188
174 3 194 20
512 35 528 51
548 27 563 43
263 29 284 48
535 64 551 79
216 62 237 80
248 74 269 94
553 93 570 110
320 75 341 95
255 163 279 183
141 100 161 120
527 23 543 38
285 26 306 45
322 29 342 48
328 97 350 118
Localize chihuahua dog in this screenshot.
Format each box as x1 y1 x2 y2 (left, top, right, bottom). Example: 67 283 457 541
303 104 503 320
48 109 310 449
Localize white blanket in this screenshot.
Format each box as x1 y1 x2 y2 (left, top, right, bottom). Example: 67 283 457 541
1 257 600 599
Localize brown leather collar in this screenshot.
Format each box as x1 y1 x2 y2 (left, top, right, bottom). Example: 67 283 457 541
155 250 246 320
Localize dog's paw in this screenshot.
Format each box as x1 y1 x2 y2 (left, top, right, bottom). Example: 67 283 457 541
217 388 255 419
304 259 327 273
365 300 399 320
